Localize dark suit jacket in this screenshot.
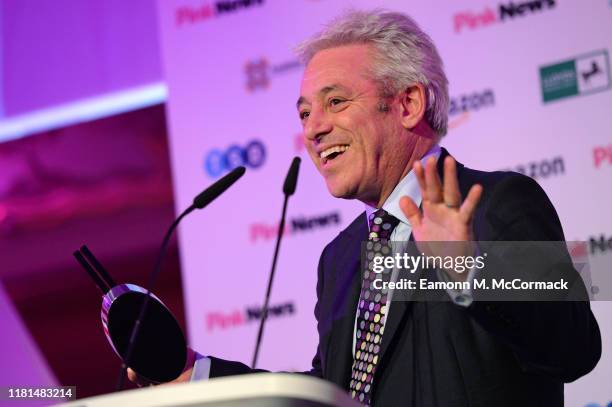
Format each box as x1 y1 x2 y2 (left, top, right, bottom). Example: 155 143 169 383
208 149 601 406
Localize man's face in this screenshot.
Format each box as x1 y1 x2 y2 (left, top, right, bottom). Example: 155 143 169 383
297 44 410 206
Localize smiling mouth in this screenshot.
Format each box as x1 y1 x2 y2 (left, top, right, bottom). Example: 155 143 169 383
320 145 350 164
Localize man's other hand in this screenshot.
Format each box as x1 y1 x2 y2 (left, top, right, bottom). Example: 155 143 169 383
127 346 197 387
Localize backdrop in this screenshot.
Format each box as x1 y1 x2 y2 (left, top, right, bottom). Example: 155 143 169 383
156 1 612 405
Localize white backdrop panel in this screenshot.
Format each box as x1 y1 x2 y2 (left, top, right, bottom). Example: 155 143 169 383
156 1 612 405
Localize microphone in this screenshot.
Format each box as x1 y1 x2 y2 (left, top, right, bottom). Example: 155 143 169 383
282 157 300 196
251 157 301 368
117 166 246 390
194 166 246 209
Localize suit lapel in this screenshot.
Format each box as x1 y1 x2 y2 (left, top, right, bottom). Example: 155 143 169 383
325 218 367 389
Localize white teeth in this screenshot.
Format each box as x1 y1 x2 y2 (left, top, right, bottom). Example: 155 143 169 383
320 145 349 159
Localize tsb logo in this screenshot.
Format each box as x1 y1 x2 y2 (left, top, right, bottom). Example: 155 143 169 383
204 140 266 178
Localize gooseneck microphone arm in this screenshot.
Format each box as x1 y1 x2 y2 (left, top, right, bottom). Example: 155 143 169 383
115 207 191 390
116 166 246 391
251 157 301 368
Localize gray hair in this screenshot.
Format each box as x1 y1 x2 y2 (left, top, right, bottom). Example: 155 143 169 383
296 9 449 138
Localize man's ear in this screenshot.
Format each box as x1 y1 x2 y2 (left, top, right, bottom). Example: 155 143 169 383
398 84 427 130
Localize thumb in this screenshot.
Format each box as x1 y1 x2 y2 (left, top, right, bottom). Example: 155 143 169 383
127 368 154 387
127 368 138 383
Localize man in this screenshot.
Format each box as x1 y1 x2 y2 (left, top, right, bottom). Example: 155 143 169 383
131 9 601 406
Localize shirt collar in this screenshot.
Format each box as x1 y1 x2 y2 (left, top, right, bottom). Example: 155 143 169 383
365 144 442 229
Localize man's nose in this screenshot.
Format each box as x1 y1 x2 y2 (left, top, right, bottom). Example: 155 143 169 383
304 108 333 143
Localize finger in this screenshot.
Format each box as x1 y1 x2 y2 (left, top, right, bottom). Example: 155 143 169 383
413 160 427 201
399 196 422 228
127 368 153 387
425 156 442 203
443 156 461 208
459 184 483 223
127 368 138 383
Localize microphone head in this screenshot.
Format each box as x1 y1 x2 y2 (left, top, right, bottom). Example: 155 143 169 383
193 166 246 209
283 157 301 196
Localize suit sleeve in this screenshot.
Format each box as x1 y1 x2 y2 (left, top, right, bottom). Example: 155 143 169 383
299 244 327 378
467 174 601 383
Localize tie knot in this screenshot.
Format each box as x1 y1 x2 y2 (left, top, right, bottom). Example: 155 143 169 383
368 209 399 241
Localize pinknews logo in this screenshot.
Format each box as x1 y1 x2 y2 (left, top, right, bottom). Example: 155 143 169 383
250 211 341 243
589 234 612 255
593 144 612 168
176 0 264 27
453 0 555 33
206 301 295 332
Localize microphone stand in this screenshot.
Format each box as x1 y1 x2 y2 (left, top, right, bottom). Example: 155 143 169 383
251 158 300 368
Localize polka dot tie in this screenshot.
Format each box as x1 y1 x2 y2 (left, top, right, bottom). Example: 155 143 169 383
349 209 400 405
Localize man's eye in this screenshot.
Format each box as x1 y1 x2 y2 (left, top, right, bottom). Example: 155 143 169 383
300 111 310 120
329 98 344 106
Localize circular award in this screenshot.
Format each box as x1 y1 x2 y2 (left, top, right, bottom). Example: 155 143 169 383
101 284 187 383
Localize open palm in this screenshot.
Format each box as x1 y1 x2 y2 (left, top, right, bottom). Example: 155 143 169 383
399 156 483 279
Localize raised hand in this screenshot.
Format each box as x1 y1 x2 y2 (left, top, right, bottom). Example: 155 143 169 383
399 156 483 280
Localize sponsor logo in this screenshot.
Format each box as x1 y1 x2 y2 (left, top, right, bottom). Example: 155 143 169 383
454 0 556 33
589 234 612 256
501 156 565 180
568 241 588 260
448 89 496 129
245 59 270 91
206 301 295 332
540 50 611 103
204 139 266 178
250 211 341 242
176 0 264 27
449 89 496 117
245 57 302 92
593 144 612 168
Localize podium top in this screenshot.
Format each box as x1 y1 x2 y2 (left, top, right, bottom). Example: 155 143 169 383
61 373 361 407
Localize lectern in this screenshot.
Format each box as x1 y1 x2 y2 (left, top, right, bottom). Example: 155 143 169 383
61 373 361 407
